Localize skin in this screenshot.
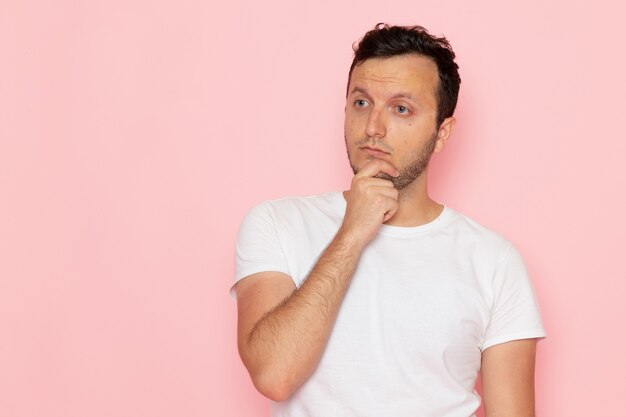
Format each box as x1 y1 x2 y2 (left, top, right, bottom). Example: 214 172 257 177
235 53 538 415
343 54 452 226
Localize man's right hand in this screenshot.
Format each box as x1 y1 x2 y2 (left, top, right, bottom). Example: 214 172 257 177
340 159 400 246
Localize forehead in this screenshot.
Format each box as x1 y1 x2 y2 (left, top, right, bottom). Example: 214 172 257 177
349 54 439 102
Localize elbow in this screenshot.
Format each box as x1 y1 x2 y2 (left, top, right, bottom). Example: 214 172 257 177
250 370 297 402
239 340 301 401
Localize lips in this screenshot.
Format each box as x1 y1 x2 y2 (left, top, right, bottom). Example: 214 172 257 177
361 146 390 157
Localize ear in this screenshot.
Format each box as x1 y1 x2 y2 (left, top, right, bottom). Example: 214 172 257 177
434 116 456 153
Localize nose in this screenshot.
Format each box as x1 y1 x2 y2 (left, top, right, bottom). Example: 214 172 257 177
365 106 386 139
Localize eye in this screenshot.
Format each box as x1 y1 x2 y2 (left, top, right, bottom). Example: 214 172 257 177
395 105 410 115
354 99 369 108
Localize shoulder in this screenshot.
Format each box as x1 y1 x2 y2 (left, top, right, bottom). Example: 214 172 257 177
244 191 344 224
445 207 517 264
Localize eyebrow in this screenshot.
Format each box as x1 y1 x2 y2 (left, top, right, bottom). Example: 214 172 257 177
349 86 417 103
349 86 368 95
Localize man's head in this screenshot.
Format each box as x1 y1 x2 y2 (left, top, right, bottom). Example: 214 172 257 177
344 24 460 190
347 23 461 128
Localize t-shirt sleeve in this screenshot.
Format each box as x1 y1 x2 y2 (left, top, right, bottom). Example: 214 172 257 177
481 244 547 351
230 202 291 299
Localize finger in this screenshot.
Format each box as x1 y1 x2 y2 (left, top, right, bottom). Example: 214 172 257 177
382 202 399 222
356 177 397 188
356 159 399 179
357 158 399 178
369 185 399 199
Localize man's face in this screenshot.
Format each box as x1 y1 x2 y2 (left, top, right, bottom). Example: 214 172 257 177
344 54 452 190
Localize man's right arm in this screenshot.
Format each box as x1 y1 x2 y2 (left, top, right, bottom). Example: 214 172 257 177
235 159 399 401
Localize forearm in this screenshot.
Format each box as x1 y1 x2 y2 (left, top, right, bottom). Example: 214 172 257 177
242 227 364 400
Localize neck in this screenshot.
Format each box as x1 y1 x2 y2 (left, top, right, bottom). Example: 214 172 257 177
388 170 442 227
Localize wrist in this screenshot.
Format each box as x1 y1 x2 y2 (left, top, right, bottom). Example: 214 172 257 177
334 225 369 253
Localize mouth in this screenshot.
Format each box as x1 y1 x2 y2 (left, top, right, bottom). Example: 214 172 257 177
360 146 390 157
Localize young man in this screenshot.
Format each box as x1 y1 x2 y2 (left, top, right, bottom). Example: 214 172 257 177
231 24 546 417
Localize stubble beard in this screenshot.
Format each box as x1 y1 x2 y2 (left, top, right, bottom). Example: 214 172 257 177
345 131 439 191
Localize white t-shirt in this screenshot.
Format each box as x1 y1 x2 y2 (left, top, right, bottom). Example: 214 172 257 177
233 191 546 417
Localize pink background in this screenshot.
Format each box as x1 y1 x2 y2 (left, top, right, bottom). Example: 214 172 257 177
2 1 625 416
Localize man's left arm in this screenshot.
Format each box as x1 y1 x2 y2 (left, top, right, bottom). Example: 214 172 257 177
480 338 538 417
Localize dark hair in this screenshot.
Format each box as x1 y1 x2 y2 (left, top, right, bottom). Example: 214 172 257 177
348 23 461 127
